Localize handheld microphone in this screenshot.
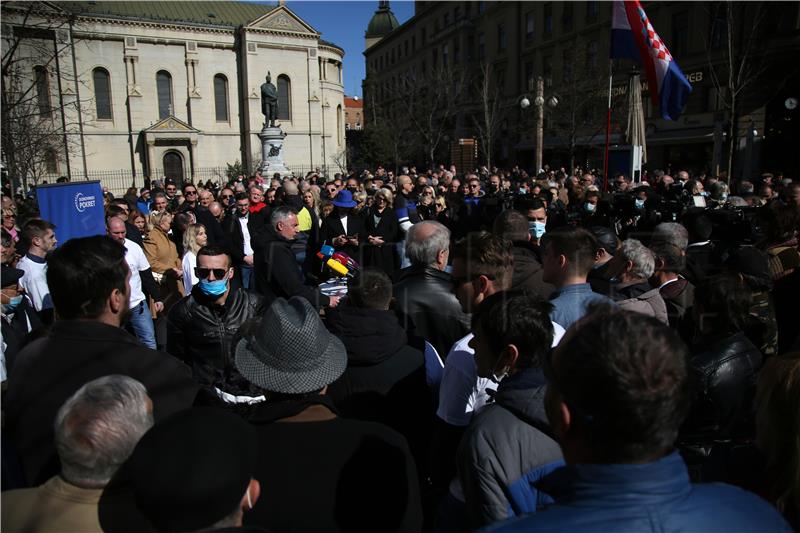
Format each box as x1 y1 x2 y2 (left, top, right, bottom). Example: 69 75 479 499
326 258 351 277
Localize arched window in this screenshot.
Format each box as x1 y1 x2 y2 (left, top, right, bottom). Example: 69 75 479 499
156 70 173 119
33 66 51 117
93 67 113 120
45 148 58 174
163 151 184 181
277 75 291 120
214 74 229 122
336 105 343 146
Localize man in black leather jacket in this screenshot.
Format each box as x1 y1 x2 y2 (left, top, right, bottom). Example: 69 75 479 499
393 220 470 360
167 245 265 387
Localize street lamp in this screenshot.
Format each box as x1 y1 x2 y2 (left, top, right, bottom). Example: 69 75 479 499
520 76 558 173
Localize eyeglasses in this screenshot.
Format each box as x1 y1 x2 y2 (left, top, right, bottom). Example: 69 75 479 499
195 267 228 279
185 190 197 196
421 191 433 196
3 214 15 219
469 184 480 189
221 194 233 199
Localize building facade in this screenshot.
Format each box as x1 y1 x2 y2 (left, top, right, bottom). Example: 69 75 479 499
344 96 364 130
363 1 800 177
2 1 346 191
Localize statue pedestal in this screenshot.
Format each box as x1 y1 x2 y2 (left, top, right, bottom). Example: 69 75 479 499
258 125 291 177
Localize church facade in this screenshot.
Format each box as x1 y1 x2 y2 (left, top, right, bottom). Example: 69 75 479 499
1 1 346 189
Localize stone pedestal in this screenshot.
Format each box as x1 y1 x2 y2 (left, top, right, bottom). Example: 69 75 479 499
259 125 291 177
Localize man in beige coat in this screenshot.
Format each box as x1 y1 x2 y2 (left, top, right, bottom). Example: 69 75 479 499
2 375 153 533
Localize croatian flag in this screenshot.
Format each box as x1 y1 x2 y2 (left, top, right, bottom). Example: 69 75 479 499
611 0 692 120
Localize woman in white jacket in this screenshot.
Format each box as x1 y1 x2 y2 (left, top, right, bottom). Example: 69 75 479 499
181 223 207 294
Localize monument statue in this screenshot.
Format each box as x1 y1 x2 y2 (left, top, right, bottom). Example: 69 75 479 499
260 72 278 127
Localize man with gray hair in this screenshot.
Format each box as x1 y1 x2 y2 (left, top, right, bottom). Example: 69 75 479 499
253 205 339 309
393 221 469 360
2 375 153 533
606 239 668 323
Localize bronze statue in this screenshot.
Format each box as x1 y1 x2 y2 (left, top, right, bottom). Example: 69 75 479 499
260 72 278 127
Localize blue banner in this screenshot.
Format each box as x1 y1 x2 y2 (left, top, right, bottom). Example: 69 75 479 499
37 181 105 245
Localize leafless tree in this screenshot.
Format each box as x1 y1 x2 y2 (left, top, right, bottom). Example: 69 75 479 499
705 2 767 181
2 1 89 191
471 62 507 170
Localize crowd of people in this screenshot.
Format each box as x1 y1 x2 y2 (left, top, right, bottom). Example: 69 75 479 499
0 162 798 532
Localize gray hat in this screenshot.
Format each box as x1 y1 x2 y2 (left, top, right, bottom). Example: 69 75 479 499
235 297 347 394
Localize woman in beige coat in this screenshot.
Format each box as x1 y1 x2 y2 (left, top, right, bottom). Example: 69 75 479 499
143 210 184 314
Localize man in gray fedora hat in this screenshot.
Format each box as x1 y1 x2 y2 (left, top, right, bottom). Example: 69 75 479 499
235 296 422 533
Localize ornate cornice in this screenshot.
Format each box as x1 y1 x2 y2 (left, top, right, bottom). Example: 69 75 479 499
74 14 235 35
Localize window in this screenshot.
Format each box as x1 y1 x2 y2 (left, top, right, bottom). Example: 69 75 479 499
405 40 409 56
672 11 689 57
543 56 553 87
586 41 598 73
422 27 427 45
213 74 229 122
497 23 507 51
45 148 58 173
586 1 599 21
454 38 461 63
277 75 291 120
709 4 728 49
478 33 485 59
526 12 535 40
467 35 475 60
495 67 506 95
562 49 573 82
525 61 534 91
442 44 449 67
444 12 450 26
562 2 574 32
412 36 416 51
454 6 461 20
544 4 553 36
432 47 438 69
337 105 343 146
156 70 173 119
92 67 112 120
478 1 485 14
34 66 51 117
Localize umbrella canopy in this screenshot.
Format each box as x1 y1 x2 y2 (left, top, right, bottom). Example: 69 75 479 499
626 71 648 164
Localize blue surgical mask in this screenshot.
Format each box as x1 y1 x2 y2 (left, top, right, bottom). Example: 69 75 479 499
635 198 646 209
199 278 228 297
518 188 527 195
529 221 546 240
700 191 710 197
2 295 23 314
585 202 596 213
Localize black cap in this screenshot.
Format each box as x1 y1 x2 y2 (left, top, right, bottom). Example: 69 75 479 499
127 407 258 532
1 265 24 288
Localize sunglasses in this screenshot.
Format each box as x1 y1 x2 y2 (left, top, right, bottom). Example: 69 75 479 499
221 194 233 199
185 190 197 195
195 267 228 279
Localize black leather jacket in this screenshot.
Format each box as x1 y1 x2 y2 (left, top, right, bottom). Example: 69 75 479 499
683 332 763 444
393 265 470 359
167 286 265 386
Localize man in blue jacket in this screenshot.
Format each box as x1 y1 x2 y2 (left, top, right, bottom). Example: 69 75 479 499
485 309 791 532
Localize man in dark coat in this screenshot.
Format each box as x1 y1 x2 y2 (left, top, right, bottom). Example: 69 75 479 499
393 221 470 360
4 236 199 487
493 209 553 299
253 206 339 309
167 245 265 387
234 297 423 533
1 265 43 374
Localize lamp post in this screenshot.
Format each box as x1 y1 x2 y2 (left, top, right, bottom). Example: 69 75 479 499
520 76 558 174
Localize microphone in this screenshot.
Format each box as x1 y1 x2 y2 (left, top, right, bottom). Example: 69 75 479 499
316 244 335 261
326 258 352 277
331 251 360 272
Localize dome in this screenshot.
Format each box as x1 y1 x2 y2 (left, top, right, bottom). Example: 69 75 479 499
366 1 399 38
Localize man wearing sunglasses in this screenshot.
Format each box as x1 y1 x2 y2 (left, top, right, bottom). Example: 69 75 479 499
167 245 265 387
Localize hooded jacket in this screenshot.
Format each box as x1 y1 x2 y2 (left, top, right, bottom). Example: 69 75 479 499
326 306 430 467
457 368 564 529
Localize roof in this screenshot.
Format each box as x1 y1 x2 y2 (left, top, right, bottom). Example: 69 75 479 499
366 1 399 38
319 39 345 54
344 97 363 109
55 1 277 28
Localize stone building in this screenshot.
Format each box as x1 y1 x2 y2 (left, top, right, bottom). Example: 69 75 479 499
363 1 800 177
1 1 346 190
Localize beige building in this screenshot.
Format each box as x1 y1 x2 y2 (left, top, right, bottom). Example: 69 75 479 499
1 1 346 191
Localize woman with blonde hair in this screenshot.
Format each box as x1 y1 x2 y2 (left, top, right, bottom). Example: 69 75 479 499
181 223 208 294
363 188 399 275
143 210 183 319
2 207 19 243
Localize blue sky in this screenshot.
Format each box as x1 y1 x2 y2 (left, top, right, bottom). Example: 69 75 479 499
285 1 415 97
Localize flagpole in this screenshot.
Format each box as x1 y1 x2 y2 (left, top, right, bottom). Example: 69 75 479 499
602 59 613 192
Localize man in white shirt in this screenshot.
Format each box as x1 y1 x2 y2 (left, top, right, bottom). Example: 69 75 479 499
224 193 256 289
17 219 57 323
107 217 163 349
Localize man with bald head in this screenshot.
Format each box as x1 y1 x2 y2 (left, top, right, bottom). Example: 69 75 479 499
394 174 422 268
106 216 162 348
208 201 225 224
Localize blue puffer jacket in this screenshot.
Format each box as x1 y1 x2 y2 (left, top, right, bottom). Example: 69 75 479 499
483 451 791 532
457 368 564 530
